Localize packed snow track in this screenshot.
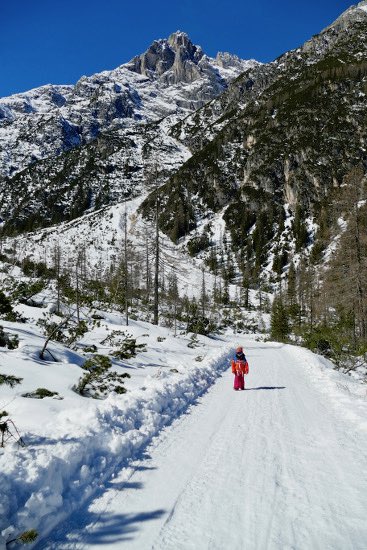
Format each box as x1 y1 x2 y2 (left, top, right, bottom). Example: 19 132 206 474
38 341 367 550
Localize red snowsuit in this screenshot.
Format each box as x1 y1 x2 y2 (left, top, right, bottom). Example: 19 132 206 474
231 357 249 390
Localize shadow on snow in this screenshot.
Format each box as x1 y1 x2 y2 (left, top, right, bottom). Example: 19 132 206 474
36 509 166 548
245 386 286 391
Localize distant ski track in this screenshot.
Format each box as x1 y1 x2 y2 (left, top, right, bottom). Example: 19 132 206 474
39 342 367 550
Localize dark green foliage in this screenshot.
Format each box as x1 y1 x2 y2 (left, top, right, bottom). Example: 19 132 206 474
0 291 13 316
57 273 78 302
205 247 219 273
252 210 276 269
223 201 256 250
310 205 332 264
22 388 59 399
221 282 230 306
272 248 289 276
11 280 45 305
0 373 23 387
139 184 196 243
186 315 211 335
37 315 89 348
299 322 354 363
21 258 54 278
76 354 131 398
37 318 67 343
309 239 327 264
101 331 146 359
82 344 98 353
293 205 309 252
270 296 290 342
68 320 88 345
0 326 19 349
187 233 211 257
185 300 206 335
277 208 286 235
185 299 213 335
82 354 112 373
76 355 111 397
85 279 110 304
113 384 128 395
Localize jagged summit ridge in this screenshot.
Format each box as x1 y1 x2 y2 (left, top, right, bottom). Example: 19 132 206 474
126 30 204 83
126 31 257 86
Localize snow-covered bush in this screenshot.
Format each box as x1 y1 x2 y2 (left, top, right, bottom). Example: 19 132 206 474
0 291 14 320
75 354 131 398
101 330 147 359
10 280 45 306
0 326 19 349
0 374 23 388
22 388 60 399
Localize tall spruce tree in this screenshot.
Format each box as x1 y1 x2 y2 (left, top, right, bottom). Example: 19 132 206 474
270 295 290 342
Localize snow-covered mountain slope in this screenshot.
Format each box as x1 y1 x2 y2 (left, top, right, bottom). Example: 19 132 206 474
1 325 366 549
172 1 367 155
1 199 208 297
0 195 257 307
143 2 367 269
0 31 257 179
322 0 367 31
0 32 258 235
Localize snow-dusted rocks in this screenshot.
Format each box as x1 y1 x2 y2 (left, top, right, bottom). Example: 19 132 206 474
0 31 254 180
0 31 258 234
322 0 367 32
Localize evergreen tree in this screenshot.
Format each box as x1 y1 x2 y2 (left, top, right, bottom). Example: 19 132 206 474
293 205 309 252
0 291 13 316
286 260 301 326
242 263 251 309
270 295 290 341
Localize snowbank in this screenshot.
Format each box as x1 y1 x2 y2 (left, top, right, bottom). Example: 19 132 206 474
0 338 233 547
284 344 367 432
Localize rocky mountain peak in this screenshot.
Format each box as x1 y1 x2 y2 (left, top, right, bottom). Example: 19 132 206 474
356 0 367 12
167 31 203 58
126 31 212 84
214 51 256 71
322 0 367 32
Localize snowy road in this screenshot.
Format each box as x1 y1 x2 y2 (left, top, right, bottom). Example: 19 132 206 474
38 341 367 550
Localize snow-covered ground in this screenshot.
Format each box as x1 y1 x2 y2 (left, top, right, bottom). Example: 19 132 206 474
1 197 262 305
1 304 367 549
39 342 367 550
0 303 236 549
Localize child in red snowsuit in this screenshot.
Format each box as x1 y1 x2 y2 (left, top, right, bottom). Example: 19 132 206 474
231 346 249 390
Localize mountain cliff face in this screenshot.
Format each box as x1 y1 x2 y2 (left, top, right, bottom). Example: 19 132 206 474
140 2 367 274
171 1 367 155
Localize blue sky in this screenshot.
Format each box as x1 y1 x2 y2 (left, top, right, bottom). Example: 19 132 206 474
0 0 355 98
